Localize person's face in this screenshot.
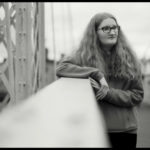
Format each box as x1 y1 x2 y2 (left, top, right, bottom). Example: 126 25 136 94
97 18 119 47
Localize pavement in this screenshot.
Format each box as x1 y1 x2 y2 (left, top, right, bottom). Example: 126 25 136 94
137 103 150 148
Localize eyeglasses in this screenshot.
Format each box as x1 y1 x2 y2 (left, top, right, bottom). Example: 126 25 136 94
98 25 120 33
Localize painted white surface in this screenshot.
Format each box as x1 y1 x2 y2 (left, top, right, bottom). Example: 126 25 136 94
0 78 109 147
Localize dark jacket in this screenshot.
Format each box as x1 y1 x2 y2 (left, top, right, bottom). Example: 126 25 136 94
56 56 144 133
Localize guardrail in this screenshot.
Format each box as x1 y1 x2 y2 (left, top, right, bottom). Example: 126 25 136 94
0 77 110 147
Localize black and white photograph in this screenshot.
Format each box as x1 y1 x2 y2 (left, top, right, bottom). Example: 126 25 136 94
0 2 150 148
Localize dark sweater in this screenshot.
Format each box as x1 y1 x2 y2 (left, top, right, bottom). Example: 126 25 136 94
56 56 144 133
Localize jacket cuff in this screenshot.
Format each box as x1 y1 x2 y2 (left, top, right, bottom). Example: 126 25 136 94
102 89 111 101
90 71 104 82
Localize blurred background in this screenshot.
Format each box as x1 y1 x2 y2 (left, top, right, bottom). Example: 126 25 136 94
0 2 150 147
45 2 150 60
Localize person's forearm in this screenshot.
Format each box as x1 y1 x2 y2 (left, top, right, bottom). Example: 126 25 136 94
56 62 104 81
103 79 144 107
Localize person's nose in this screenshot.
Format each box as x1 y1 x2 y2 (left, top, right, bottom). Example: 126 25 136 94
109 29 116 35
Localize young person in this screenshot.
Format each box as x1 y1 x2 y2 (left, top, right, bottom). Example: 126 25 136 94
56 12 144 148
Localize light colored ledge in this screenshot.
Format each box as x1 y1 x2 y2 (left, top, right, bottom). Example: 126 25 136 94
0 77 110 147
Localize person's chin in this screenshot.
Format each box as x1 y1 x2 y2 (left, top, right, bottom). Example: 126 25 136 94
107 40 117 45
106 42 116 46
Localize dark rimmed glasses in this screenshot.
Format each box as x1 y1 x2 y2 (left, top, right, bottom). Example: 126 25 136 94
98 25 120 33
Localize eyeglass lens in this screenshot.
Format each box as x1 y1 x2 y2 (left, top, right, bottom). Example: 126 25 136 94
99 25 119 33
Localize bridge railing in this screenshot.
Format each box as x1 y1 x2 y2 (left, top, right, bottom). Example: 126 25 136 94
0 77 110 147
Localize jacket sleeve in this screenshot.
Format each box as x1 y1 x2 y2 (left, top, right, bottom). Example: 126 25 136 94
103 77 144 107
56 56 104 81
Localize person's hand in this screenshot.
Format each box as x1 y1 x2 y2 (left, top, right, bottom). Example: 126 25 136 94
95 85 109 100
99 77 109 87
89 77 100 91
89 77 109 101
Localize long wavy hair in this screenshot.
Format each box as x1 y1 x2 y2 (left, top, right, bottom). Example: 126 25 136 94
70 12 141 80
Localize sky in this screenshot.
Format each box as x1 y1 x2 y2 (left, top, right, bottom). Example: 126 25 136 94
0 3 150 62
45 2 150 60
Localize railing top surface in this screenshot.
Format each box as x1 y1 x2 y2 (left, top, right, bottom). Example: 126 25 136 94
0 77 109 147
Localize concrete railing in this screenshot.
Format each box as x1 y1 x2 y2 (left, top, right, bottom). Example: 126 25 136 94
0 78 110 147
